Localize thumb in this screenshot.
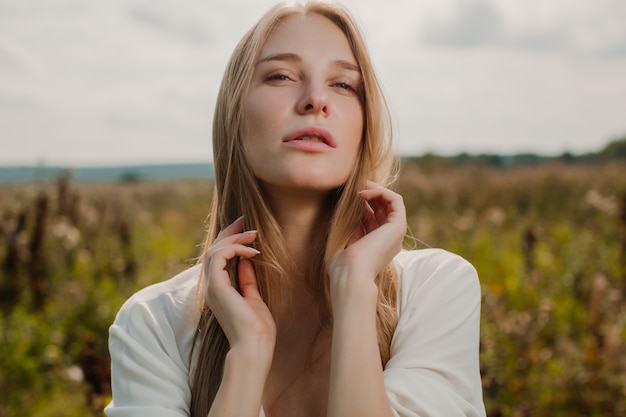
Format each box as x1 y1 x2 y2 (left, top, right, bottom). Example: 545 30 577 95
237 258 262 301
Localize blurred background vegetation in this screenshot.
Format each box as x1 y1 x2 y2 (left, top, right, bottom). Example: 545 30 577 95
0 138 625 416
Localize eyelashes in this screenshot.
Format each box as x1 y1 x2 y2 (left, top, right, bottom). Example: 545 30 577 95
333 81 359 94
265 73 292 82
263 72 362 95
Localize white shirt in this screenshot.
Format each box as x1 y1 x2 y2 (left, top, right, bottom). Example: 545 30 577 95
105 248 486 417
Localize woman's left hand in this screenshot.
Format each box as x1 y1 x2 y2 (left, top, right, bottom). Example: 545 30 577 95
325 182 406 417
327 181 406 285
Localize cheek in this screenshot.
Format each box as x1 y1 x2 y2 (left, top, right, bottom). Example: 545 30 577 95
346 108 364 157
343 110 364 179
338 115 364 181
243 93 266 138
242 95 272 155
243 90 289 146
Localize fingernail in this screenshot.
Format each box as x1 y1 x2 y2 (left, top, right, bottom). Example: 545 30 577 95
248 247 260 254
244 229 258 234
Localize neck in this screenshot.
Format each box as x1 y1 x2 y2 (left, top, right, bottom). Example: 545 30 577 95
265 186 332 271
259 185 336 331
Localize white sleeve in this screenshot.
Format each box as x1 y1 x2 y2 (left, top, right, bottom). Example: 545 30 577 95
105 296 192 417
384 250 486 417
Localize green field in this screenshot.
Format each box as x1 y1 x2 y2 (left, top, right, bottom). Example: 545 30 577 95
1 160 624 416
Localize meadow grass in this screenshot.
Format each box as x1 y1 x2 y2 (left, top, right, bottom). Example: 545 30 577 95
0 161 624 416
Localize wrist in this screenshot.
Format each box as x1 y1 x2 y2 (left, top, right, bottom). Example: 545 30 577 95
225 344 273 379
210 346 270 417
226 342 274 367
330 270 378 313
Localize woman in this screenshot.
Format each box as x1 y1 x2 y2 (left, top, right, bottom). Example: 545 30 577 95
105 2 486 417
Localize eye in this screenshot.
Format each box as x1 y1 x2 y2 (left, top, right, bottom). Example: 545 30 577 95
332 80 361 96
335 81 355 91
265 73 292 83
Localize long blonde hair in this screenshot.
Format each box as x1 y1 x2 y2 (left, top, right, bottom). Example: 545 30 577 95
190 2 399 415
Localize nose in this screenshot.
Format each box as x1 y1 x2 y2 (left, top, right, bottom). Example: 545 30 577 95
296 80 329 116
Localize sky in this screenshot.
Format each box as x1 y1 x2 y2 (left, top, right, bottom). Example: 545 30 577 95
1 0 626 166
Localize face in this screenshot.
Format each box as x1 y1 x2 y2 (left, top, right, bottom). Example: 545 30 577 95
242 13 364 196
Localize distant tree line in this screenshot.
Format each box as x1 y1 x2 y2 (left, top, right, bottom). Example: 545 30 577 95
406 136 626 168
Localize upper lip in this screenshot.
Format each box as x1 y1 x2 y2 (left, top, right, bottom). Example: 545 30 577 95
283 126 335 148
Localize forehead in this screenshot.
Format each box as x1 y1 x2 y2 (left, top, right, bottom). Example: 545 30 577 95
259 13 357 64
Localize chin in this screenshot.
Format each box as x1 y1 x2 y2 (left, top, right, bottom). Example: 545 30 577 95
255 163 354 194
260 175 348 194
293 172 351 190
289 180 345 192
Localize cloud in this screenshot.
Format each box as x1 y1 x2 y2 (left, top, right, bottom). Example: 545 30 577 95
128 4 212 44
601 40 626 59
1 0 625 165
0 35 44 79
423 0 502 48
419 0 626 58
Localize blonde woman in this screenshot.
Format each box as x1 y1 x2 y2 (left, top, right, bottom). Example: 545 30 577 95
105 2 485 417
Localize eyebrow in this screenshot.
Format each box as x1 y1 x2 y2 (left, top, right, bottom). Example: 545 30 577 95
334 59 361 73
257 52 300 65
256 53 361 73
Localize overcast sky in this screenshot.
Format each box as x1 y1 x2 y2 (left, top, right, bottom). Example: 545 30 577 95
1 0 626 166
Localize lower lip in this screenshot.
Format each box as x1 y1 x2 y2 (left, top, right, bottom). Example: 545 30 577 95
282 139 333 152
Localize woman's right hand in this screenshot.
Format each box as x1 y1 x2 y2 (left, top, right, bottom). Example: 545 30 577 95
203 216 274 416
203 216 276 364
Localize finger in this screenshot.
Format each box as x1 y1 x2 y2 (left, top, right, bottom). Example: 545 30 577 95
367 197 390 226
211 230 257 257
359 184 400 205
347 223 366 246
237 258 263 301
206 244 260 284
359 187 404 219
360 192 400 225
215 215 245 240
361 202 379 233
211 229 258 252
